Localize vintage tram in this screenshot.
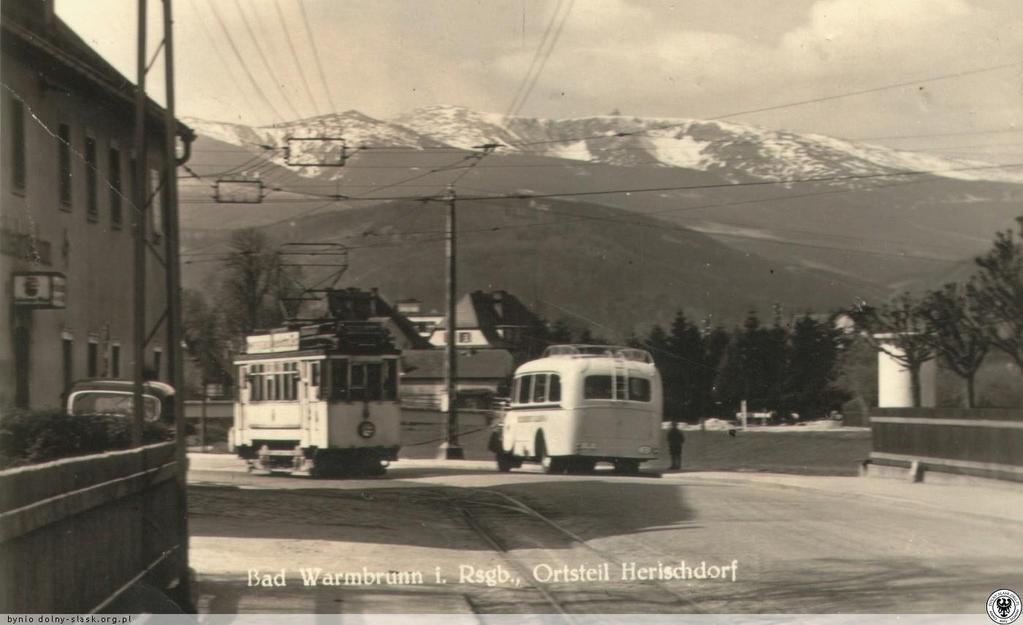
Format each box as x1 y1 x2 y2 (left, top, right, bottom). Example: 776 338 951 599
231 314 402 477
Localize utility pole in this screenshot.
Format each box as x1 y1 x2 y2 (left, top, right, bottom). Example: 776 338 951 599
131 0 148 447
439 184 464 460
162 0 191 604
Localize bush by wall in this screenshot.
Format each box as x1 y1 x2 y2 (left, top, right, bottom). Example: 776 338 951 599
0 410 172 470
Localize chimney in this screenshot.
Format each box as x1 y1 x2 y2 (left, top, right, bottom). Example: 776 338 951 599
43 0 55 25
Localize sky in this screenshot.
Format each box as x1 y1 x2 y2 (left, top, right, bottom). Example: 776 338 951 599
57 0 1023 161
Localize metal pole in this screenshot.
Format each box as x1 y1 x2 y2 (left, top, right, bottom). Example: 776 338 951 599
131 0 148 447
439 185 464 460
162 0 192 606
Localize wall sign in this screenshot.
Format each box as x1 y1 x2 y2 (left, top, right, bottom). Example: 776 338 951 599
13 272 66 309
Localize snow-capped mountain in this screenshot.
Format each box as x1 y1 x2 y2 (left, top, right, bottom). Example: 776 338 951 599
184 105 1023 185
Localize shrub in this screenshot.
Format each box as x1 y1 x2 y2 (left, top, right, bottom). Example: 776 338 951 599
0 409 172 470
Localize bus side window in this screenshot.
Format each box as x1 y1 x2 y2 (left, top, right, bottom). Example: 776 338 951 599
549 374 561 402
628 377 651 402
584 375 613 399
532 374 548 403
516 375 532 405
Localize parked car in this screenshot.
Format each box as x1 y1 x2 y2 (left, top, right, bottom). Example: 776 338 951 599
65 379 176 423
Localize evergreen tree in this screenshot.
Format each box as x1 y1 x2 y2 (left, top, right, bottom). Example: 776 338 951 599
782 314 849 419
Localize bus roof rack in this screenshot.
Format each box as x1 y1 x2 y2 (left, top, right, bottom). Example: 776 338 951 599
542 344 654 363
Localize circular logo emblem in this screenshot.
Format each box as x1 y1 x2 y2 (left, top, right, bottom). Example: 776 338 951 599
357 420 376 439
988 589 1022 624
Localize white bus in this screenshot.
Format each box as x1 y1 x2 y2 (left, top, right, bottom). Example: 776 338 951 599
491 345 663 474
231 321 401 476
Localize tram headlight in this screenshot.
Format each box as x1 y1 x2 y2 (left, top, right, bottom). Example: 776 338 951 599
357 420 376 439
638 445 653 455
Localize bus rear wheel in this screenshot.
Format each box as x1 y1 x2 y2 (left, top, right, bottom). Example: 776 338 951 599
568 457 596 474
536 437 567 474
613 459 640 474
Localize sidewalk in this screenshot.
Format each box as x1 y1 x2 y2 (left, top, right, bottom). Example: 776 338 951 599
664 470 1023 525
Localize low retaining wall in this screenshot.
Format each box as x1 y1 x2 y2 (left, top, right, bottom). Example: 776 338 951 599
0 442 185 612
868 408 1023 483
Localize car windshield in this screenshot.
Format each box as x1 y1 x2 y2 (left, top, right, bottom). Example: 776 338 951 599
71 392 160 420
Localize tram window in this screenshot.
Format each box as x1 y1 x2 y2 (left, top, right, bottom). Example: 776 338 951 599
584 375 614 399
384 360 398 400
533 374 548 402
366 363 383 401
309 362 321 400
350 363 367 400
330 359 349 401
628 377 651 402
549 375 561 402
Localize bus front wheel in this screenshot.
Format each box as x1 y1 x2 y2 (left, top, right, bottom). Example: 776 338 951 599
496 453 514 472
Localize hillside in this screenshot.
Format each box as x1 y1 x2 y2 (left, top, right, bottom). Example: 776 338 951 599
182 197 887 334
179 107 1023 290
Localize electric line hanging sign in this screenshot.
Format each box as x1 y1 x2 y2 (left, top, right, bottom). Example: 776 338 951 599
284 137 348 167
12 271 67 309
215 178 265 204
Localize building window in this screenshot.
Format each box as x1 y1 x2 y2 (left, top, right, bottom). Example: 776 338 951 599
458 331 472 343
152 348 163 379
87 340 99 377
111 343 121 378
58 123 72 207
109 148 122 227
62 336 74 393
10 97 26 192
85 136 98 221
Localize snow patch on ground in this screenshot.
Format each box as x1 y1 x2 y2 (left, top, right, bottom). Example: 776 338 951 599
647 135 712 169
546 140 592 162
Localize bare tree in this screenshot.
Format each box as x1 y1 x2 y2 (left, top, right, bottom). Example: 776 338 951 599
219 229 286 336
968 216 1023 378
920 282 989 408
848 292 934 407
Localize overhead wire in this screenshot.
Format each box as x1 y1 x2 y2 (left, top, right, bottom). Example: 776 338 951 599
296 0 337 114
232 0 304 121
205 0 287 122
273 0 322 119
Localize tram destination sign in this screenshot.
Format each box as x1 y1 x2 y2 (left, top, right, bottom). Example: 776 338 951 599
246 330 301 354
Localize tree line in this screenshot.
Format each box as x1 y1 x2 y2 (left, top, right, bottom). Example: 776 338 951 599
183 217 1022 412
847 216 1022 408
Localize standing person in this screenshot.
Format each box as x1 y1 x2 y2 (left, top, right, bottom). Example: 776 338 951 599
667 421 685 470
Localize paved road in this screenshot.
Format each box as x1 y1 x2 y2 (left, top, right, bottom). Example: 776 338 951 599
188 455 1023 614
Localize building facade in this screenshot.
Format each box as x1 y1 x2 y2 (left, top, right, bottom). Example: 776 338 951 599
1 2 193 410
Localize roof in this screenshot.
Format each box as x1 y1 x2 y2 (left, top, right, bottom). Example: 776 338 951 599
401 349 515 381
1 2 194 142
431 291 544 346
68 379 176 398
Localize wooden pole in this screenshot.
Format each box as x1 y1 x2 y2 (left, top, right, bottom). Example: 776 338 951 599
131 0 148 447
440 185 464 459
